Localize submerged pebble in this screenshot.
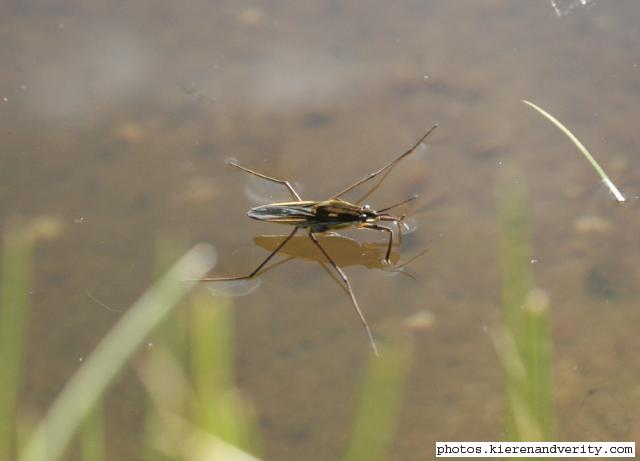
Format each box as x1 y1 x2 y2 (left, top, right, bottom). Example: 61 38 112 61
573 214 612 234
182 177 219 203
113 122 144 144
237 6 266 26
404 309 435 331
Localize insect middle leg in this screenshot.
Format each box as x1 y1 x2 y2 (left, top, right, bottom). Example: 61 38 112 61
331 124 438 202
198 226 299 281
228 162 302 201
308 230 379 356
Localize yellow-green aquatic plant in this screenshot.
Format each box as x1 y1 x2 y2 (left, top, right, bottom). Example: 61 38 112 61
343 342 412 461
19 244 216 461
4 220 414 461
496 176 554 443
0 217 62 461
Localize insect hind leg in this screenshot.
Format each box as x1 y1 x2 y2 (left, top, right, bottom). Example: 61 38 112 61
197 226 299 281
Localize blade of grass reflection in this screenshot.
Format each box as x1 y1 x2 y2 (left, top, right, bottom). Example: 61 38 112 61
19 244 216 461
495 175 554 443
343 342 411 461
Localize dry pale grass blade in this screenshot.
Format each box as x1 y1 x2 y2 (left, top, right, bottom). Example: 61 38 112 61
523 99 625 203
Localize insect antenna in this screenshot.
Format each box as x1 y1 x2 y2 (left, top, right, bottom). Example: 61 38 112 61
377 194 418 213
383 248 429 280
395 248 428 270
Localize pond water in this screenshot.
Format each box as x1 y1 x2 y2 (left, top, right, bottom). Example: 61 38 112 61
1 1 639 459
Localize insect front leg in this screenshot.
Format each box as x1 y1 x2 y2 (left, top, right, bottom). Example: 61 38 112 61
308 230 379 356
228 162 302 201
360 224 394 264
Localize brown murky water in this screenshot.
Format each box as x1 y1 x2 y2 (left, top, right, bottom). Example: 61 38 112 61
2 1 639 459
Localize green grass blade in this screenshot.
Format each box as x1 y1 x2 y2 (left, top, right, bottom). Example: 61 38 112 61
141 234 191 461
153 233 191 360
191 293 234 433
0 226 35 461
522 99 625 202
496 176 554 444
190 291 259 452
19 244 216 461
80 404 105 461
343 342 411 461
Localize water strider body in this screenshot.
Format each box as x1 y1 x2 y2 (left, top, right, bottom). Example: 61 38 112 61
199 124 438 355
249 200 370 232
249 199 412 239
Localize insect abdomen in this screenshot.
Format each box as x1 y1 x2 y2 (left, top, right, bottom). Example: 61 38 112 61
248 203 316 225
248 200 362 231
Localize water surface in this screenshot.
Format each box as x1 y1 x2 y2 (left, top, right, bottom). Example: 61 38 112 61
1 1 639 459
